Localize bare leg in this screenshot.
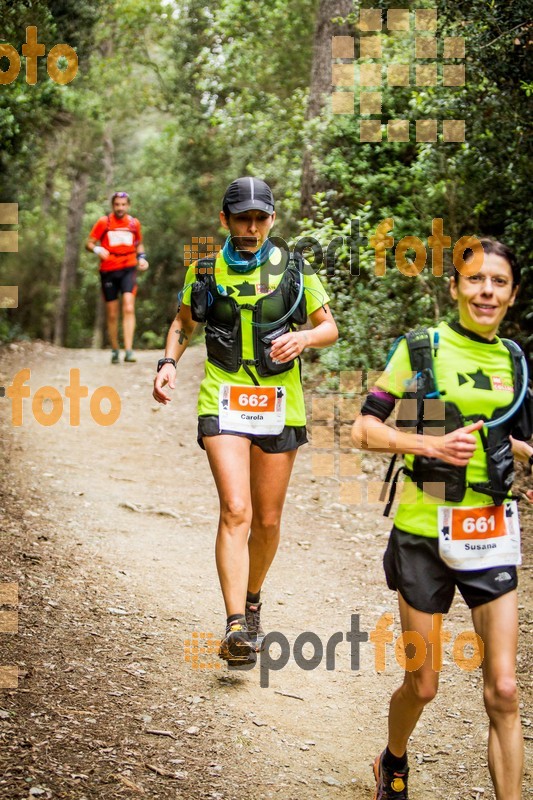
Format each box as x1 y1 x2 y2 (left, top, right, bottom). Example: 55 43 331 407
203 435 252 616
122 292 135 351
106 299 119 349
471 590 523 800
247 446 297 594
387 593 440 756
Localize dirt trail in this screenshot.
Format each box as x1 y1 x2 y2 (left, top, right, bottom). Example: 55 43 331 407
0 342 531 800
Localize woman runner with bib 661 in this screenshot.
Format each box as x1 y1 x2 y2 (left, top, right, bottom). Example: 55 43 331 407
153 177 337 666
352 239 533 800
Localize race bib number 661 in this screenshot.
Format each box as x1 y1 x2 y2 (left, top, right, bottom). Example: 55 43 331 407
438 501 521 571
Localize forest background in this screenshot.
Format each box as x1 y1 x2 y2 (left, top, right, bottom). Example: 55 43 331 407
0 0 531 371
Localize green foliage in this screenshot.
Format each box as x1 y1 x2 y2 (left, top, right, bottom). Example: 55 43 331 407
0 0 530 368
299 0 532 367
299 196 449 370
0 1 61 187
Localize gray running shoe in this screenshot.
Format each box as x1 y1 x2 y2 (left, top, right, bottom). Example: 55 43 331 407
111 349 120 364
245 601 265 651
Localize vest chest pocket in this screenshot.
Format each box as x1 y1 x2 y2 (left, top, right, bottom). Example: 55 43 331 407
256 324 295 377
409 456 467 503
205 319 241 372
483 435 515 505
191 280 209 322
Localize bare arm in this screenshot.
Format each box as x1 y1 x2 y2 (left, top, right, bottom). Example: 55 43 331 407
269 304 338 362
86 234 109 259
86 235 98 252
153 303 197 404
510 436 533 464
510 436 533 502
136 237 149 271
351 413 484 467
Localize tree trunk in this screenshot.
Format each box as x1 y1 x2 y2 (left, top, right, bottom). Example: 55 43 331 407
102 126 114 187
300 0 353 218
54 170 89 346
92 294 106 349
42 149 59 217
91 127 114 349
92 81 114 349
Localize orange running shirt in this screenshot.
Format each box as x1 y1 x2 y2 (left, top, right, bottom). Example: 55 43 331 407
90 213 142 272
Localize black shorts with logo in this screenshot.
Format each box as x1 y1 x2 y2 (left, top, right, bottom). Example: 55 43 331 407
100 268 137 302
197 415 308 454
383 525 518 614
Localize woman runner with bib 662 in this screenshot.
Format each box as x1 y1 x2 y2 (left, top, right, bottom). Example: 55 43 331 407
153 177 337 666
352 239 532 800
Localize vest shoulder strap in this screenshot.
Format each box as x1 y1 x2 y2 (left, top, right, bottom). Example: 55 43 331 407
382 327 434 514
100 214 139 240
287 251 304 272
385 327 434 379
194 257 217 288
100 214 111 240
392 326 440 433
500 338 525 381
491 338 528 424
405 327 433 377
403 326 438 409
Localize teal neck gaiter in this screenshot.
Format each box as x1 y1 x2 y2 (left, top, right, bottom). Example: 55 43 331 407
222 236 275 273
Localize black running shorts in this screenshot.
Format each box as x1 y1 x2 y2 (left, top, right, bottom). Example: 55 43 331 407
197 415 308 453
100 268 137 302
383 525 518 614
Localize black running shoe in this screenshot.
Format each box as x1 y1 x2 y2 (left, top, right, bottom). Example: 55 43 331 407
218 618 256 667
373 751 409 799
245 601 265 651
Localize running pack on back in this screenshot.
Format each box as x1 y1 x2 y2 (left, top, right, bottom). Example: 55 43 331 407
189 255 308 385
380 325 531 515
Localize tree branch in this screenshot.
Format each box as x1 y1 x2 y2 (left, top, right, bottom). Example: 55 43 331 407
479 20 532 49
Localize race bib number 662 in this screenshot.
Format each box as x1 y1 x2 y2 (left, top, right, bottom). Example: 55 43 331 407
219 384 286 435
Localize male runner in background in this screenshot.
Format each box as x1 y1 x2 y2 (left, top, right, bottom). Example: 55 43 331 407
86 191 149 363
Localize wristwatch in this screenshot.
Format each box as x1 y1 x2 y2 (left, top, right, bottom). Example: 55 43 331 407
157 357 177 372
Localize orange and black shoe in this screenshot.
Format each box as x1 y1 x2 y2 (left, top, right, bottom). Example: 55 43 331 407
373 751 409 799
218 617 256 667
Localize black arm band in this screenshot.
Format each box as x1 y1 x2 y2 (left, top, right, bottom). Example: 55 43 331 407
361 392 396 422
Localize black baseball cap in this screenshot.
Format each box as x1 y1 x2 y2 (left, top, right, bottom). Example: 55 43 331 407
222 177 275 215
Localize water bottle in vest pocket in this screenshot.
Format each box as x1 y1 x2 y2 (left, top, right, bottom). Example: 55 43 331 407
191 280 209 322
256 323 295 377
205 318 242 372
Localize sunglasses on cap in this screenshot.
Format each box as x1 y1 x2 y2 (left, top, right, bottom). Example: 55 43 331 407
112 192 130 200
